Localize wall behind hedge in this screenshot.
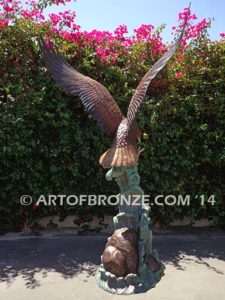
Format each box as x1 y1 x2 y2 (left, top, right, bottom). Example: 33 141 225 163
0 23 225 233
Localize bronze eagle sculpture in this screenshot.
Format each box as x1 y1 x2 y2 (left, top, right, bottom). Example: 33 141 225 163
40 14 188 169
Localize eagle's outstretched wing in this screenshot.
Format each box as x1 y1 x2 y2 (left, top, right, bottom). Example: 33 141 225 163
39 39 123 137
127 8 190 127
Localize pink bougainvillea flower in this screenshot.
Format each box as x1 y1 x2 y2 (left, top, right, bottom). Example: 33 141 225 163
49 13 61 26
4 4 14 12
134 24 155 41
32 204 40 210
175 72 184 79
0 19 8 29
220 33 225 38
45 39 52 49
72 23 81 31
21 8 45 21
114 24 128 41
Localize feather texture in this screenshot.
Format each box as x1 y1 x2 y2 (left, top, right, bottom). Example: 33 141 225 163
99 144 139 168
39 39 123 137
127 6 190 128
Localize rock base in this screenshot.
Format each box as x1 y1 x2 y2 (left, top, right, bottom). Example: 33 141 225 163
96 250 165 295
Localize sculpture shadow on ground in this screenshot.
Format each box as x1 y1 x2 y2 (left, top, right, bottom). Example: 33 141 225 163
0 232 224 289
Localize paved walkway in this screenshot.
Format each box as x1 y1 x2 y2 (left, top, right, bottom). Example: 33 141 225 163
0 230 224 300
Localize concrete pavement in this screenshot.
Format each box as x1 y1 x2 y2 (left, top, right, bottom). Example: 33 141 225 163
0 230 224 300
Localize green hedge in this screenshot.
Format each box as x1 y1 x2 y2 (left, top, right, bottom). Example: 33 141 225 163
0 24 225 233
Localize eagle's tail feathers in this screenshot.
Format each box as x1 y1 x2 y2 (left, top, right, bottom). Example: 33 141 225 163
99 144 139 168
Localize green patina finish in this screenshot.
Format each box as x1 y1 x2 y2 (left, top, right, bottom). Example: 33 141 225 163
96 165 165 295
